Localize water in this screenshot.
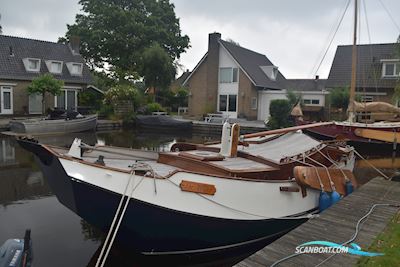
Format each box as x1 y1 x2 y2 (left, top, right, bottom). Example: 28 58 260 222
0 129 398 267
0 130 219 267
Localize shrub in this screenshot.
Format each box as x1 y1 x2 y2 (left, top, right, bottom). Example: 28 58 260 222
104 84 138 104
146 102 165 114
329 87 349 109
267 99 292 129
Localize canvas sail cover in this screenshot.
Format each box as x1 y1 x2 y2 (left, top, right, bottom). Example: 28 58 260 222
351 101 400 114
290 102 303 117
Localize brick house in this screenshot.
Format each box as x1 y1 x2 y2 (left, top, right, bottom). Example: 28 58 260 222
183 33 328 121
0 35 93 116
326 43 400 104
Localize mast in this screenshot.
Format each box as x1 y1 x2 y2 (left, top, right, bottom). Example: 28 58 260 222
348 0 358 122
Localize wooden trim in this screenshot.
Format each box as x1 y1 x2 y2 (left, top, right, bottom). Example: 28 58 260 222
243 122 334 139
279 186 300 192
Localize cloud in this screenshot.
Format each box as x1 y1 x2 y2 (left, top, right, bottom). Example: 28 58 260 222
1 0 399 78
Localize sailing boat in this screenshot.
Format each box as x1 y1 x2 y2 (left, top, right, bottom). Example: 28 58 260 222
16 121 356 265
299 0 400 151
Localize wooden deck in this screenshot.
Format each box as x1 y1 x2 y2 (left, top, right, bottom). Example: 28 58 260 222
235 177 400 267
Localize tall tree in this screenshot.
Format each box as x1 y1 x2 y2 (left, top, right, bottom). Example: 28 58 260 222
63 0 189 80
27 74 64 114
141 43 176 92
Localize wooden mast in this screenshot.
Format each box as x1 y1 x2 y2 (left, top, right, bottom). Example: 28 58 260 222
348 0 358 122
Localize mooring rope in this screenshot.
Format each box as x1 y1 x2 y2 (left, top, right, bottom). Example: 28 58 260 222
165 178 318 220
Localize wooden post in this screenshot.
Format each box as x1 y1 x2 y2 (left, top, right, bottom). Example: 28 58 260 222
230 123 240 157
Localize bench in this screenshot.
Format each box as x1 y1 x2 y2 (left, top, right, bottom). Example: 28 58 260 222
152 111 168 116
204 113 229 123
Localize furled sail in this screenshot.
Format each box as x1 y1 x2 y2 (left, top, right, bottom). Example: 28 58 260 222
351 101 400 114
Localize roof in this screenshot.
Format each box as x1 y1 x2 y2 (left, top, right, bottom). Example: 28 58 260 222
286 79 327 92
326 43 399 89
0 35 92 84
219 40 286 89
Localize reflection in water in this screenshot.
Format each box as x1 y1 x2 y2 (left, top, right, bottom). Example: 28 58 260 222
2 129 399 267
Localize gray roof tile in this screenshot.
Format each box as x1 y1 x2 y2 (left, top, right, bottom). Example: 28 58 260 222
286 79 327 92
0 35 92 84
326 43 399 89
219 40 286 89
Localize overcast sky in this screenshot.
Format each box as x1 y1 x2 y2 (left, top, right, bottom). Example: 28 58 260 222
1 0 399 79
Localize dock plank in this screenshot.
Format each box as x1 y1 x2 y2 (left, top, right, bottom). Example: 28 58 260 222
235 178 400 267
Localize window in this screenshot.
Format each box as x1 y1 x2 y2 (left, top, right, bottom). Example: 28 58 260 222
361 95 373 102
382 61 400 77
303 99 320 105
46 60 63 74
228 95 237 112
219 95 227 112
23 58 41 72
55 89 78 110
251 97 257 110
219 94 237 112
66 62 83 76
219 67 238 83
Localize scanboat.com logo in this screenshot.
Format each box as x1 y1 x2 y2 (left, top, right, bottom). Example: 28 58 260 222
295 241 384 257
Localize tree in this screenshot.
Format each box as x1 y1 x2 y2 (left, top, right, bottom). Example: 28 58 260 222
267 99 292 129
62 0 189 80
329 87 350 109
27 74 64 114
286 89 301 107
141 43 176 102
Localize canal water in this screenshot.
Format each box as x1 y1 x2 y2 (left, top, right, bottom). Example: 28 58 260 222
0 129 398 267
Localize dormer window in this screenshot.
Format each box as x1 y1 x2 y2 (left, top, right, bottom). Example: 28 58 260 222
381 60 400 78
45 60 63 74
66 62 83 76
260 65 278 81
22 58 41 72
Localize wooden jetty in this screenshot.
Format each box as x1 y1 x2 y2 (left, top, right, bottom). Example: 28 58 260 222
235 177 400 267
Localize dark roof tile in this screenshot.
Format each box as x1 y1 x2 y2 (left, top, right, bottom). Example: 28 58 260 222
0 35 92 84
326 43 399 89
219 40 286 89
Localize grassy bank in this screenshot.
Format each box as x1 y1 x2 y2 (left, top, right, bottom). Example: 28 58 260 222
356 211 400 266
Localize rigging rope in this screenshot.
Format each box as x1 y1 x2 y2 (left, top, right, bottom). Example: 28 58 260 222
310 0 351 77
378 0 400 32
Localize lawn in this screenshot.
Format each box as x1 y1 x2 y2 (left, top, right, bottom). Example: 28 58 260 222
356 211 400 266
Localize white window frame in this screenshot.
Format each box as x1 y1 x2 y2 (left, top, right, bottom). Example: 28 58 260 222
0 86 13 114
54 88 79 111
361 95 374 102
22 58 41 72
219 67 238 83
251 97 258 110
303 98 320 106
66 62 83 76
381 60 400 78
45 60 63 74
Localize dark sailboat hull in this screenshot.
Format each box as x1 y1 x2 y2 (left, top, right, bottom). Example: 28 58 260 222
17 139 308 264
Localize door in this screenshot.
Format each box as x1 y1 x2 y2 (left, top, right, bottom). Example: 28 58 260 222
0 86 13 115
218 94 237 118
29 93 43 114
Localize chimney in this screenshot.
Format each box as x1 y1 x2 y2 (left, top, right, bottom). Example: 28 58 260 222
315 75 319 80
206 32 221 112
69 36 80 55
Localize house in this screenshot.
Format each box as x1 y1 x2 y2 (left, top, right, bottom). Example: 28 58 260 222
0 35 92 116
285 77 328 120
183 33 331 121
326 43 400 104
183 32 287 121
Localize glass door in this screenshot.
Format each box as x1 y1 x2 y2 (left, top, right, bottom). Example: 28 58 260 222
218 94 237 118
29 93 43 114
0 86 13 115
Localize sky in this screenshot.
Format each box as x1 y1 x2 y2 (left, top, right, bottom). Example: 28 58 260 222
1 0 399 79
